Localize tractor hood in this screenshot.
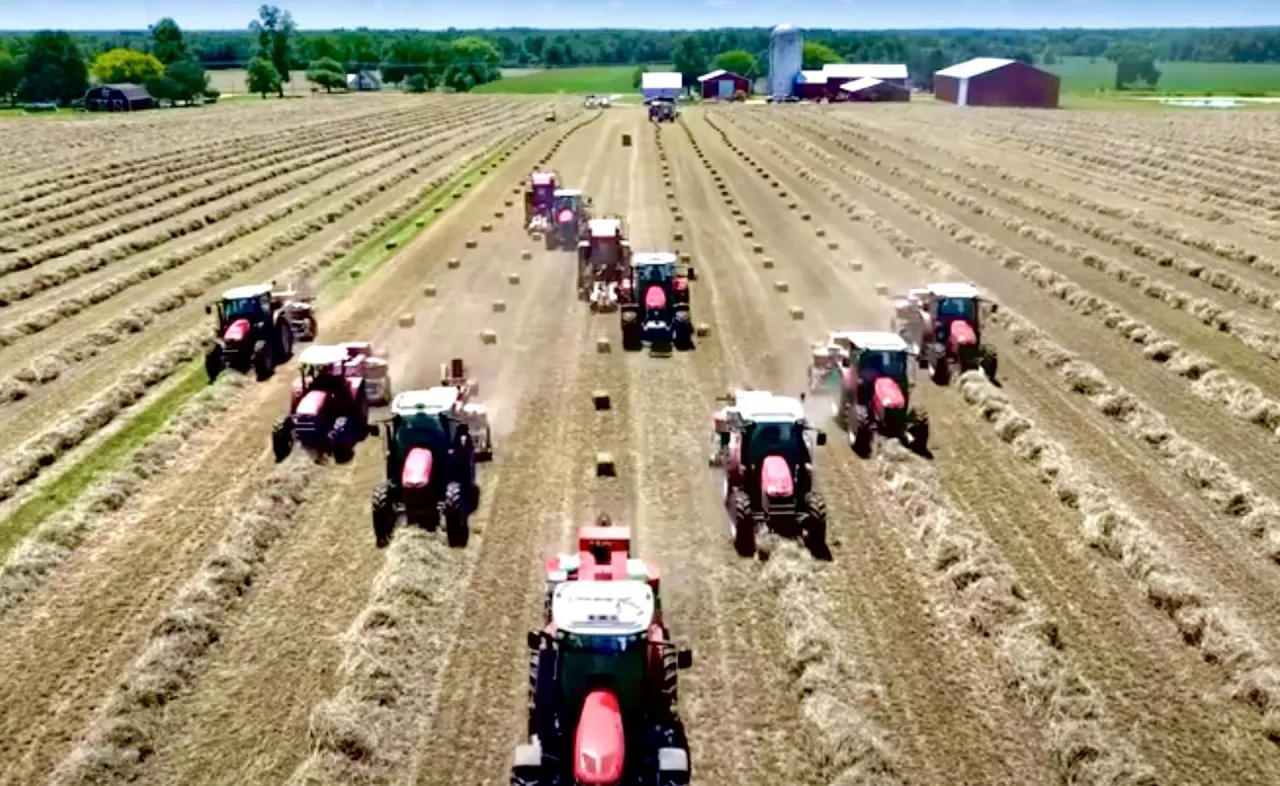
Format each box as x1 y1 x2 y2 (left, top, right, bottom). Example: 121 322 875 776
557 207 576 224
947 320 977 351
873 377 905 415
644 285 667 311
761 454 794 498
296 390 327 417
401 447 434 489
574 689 625 785
223 318 250 343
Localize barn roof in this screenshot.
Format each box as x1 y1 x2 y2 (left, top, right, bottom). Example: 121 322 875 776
839 78 883 93
698 69 727 82
100 83 151 101
935 58 1015 79
796 70 828 84
642 72 683 90
823 63 908 81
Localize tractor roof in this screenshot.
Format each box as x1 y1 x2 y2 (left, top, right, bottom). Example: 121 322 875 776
589 218 621 237
531 172 556 185
298 345 346 367
221 284 272 300
551 579 655 636
632 252 677 266
733 390 805 423
392 387 459 416
555 188 583 197
832 331 908 353
927 282 980 299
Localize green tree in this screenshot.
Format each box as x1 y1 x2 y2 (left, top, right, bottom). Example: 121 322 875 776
713 49 757 78
16 30 89 105
150 17 187 64
306 56 346 92
166 59 209 100
91 48 164 85
802 41 841 70
1107 44 1161 89
0 47 20 104
247 55 281 98
404 72 429 93
249 5 295 98
442 36 500 92
632 63 648 88
671 35 708 90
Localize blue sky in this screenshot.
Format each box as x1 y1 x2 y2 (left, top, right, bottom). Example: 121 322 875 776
2 0 1278 31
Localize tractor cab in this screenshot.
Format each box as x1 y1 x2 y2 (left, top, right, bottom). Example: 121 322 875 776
823 332 912 408
818 332 929 456
337 342 391 406
553 188 587 223
620 253 697 351
273 344 370 463
203 283 296 382
549 189 591 250
291 344 360 416
577 218 633 307
527 170 559 213
211 284 272 336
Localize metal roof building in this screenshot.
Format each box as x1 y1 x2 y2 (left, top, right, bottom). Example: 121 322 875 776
84 83 153 112
697 69 751 100
641 72 683 102
822 63 909 86
837 77 910 102
934 58 1060 108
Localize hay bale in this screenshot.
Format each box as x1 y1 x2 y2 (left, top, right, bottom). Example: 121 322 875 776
752 243 764 254
731 208 742 216
504 199 514 207
349 270 361 279
596 453 616 477
451 192 462 200
521 249 533 260
743 229 754 238
801 213 812 221
593 390 612 410
736 217 748 226
481 223 493 233
494 210 505 218
397 314 416 328
788 202 798 210
827 241 839 250
774 281 789 293
508 273 521 285
762 258 774 269
789 306 805 320
434 205 443 213
465 238 478 249
875 283 888 296
673 231 684 242
447 258 461 269
492 300 506 312
423 285 437 297
815 228 826 237
481 329 497 344
849 261 863 272
673 214 684 223
415 218 427 227
596 337 611 353
696 323 711 337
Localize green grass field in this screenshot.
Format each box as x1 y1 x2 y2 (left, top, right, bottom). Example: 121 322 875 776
474 65 673 95
1047 56 1280 96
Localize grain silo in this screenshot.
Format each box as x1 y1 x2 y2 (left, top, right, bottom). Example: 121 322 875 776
768 24 803 99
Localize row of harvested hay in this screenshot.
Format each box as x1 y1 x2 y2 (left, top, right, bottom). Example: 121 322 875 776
782 116 1280 363
0 375 247 620
739 114 1280 442
52 454 317 786
0 103 508 282
0 105 432 241
0 121 518 360
741 121 1280 554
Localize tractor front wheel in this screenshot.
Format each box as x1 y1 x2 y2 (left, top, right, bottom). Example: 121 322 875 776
253 340 273 381
908 411 930 455
205 345 225 383
731 489 755 557
331 416 355 464
673 312 694 351
443 481 469 548
272 417 294 462
852 407 874 458
372 482 395 548
801 491 828 551
929 351 950 386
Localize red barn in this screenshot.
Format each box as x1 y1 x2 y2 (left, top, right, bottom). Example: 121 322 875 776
698 69 751 100
837 78 910 102
934 58 1060 108
794 70 829 100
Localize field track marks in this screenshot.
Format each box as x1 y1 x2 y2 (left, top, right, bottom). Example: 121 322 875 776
697 108 1280 781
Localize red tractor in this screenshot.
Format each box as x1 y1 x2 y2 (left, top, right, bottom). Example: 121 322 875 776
369 383 489 548
809 331 929 458
272 344 376 463
204 284 294 382
525 168 560 235
618 253 696 353
512 523 693 786
577 217 632 311
548 188 592 251
710 390 828 557
892 282 999 385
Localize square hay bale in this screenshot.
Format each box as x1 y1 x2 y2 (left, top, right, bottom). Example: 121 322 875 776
696 323 711 337
492 300 507 312
827 241 839 250
447 257 461 269
508 273 521 285
875 283 888 296
789 306 805 320
736 217 748 226
481 223 493 233
386 240 398 250
674 214 684 223
762 258 774 269
596 453 616 477
465 239 478 249
743 229 754 238
504 199 514 207
679 252 692 264
752 243 764 254
774 280 789 293
801 212 811 221
673 231 684 242
815 228 826 238
521 249 533 260
849 261 863 272
452 192 463 200
667 191 676 200
593 390 612 410
596 337 611 353
423 285 437 297
416 218 427 227
398 314 416 328
494 210 505 218
788 202 798 210
434 205 444 213
731 208 742 216
622 134 632 147
481 329 498 344
349 270 361 279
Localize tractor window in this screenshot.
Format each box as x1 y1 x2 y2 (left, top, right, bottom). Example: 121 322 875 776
635 264 673 286
937 297 975 321
860 350 906 380
220 296 263 321
394 414 449 454
562 631 644 654
746 422 801 466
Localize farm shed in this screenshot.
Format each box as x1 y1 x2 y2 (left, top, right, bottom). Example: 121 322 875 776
822 63 908 87
837 77 910 102
346 70 383 91
84 83 153 112
794 70 829 100
934 58 1060 108
641 72 684 102
698 69 750 100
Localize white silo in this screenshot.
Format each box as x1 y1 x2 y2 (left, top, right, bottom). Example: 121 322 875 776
768 24 803 99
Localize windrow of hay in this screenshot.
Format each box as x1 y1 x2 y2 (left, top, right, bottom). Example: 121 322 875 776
0 375 248 619
50 455 317 786
956 370 1280 740
0 122 541 398
761 543 906 786
0 103 510 293
0 105 433 241
0 335 210 503
732 115 1280 440
773 115 1280 362
871 441 1156 785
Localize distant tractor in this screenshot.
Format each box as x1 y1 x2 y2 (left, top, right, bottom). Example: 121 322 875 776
547 188 591 252
525 169 560 235
710 390 828 557
272 344 376 463
337 341 392 406
204 284 294 382
619 252 696 352
269 281 319 342
892 282 999 385
648 99 677 123
577 217 633 311
370 378 492 549
810 331 929 457
512 523 693 786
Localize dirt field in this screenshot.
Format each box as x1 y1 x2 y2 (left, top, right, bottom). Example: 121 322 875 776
2 94 1280 786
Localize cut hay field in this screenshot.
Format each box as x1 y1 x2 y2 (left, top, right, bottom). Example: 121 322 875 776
3 93 1280 786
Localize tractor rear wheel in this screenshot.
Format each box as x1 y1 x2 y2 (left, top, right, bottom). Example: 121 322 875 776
444 481 469 548
909 411 930 455
981 348 999 381
253 340 273 381
621 312 642 351
372 482 395 548
272 417 293 462
278 321 294 361
204 345 225 383
929 352 950 386
802 491 828 550
731 489 755 557
673 312 693 351
332 417 354 464
852 408 874 458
